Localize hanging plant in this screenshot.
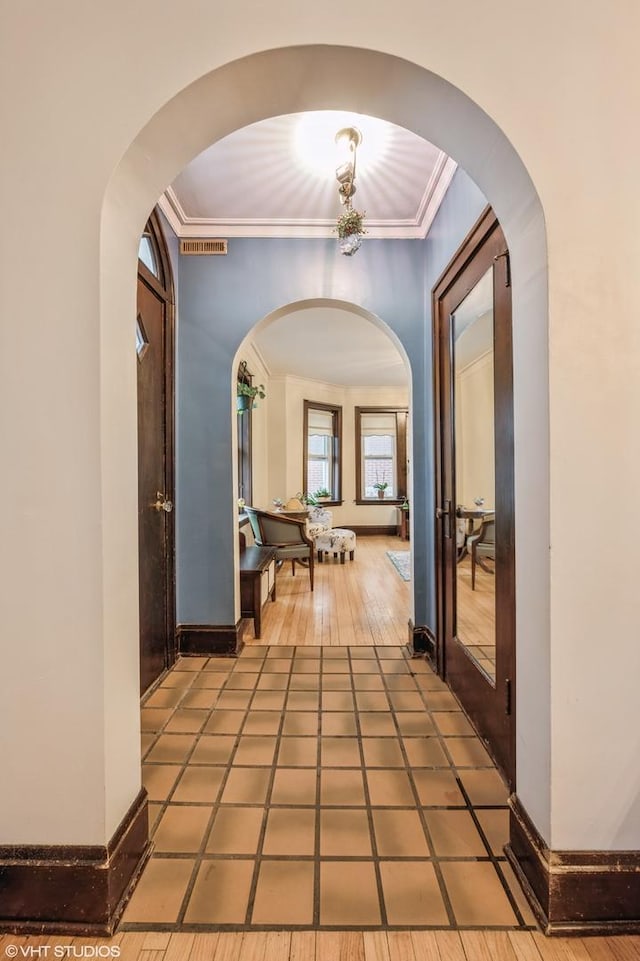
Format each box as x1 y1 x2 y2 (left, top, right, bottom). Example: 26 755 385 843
236 360 266 413
335 207 367 239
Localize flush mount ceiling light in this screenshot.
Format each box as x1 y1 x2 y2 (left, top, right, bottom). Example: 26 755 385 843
334 126 366 256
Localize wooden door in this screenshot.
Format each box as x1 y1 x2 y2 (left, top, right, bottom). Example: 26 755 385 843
137 213 175 695
433 208 515 787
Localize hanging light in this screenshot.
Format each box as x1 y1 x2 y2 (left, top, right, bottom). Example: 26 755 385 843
334 127 366 256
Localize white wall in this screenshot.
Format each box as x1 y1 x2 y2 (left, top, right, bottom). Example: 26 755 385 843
2 1 640 852
455 353 495 510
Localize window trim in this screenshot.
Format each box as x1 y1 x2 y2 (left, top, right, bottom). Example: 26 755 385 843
355 406 408 505
237 364 253 505
302 400 343 506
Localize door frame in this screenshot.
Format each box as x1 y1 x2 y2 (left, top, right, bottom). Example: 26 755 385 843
137 208 177 675
432 206 516 787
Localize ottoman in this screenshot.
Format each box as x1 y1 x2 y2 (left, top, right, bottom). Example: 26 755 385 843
315 528 356 564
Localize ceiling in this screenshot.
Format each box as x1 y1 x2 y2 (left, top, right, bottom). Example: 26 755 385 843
159 111 457 240
251 305 408 387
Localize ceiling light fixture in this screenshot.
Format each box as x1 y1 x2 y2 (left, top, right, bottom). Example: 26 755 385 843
334 126 366 256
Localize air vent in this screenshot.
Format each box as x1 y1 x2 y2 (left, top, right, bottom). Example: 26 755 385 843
180 239 228 255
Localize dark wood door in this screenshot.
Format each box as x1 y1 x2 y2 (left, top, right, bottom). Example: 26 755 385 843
433 208 515 787
137 215 175 695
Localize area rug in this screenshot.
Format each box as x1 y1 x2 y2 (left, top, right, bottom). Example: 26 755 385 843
386 550 411 581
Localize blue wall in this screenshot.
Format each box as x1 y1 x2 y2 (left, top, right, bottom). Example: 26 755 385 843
175 168 486 631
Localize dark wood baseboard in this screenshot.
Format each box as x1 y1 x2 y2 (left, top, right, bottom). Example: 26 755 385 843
408 620 437 669
506 794 640 935
177 619 244 656
0 789 151 935
347 525 397 536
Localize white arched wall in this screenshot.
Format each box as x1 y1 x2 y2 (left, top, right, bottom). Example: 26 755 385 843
231 298 415 622
101 45 549 845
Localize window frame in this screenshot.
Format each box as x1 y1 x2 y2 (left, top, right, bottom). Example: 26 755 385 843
355 406 408 505
302 400 343 506
237 364 253 505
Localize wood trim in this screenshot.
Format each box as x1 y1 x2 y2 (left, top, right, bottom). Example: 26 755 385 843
345 525 397 536
506 794 640 934
354 406 408 505
0 790 150 935
302 399 342 502
177 620 245 656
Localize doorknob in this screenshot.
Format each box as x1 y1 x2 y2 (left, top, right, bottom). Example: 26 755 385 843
152 491 173 513
436 499 451 537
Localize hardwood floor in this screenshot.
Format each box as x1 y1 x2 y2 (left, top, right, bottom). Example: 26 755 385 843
456 555 496 678
244 535 411 648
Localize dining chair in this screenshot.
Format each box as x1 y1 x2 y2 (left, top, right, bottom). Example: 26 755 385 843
468 517 495 590
244 507 314 591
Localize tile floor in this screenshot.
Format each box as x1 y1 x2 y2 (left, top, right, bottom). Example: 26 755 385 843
124 645 536 931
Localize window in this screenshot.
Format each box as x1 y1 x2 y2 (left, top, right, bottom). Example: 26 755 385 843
303 401 342 503
355 407 408 503
237 364 253 504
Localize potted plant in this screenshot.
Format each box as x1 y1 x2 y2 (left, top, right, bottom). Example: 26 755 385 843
334 207 367 256
313 487 332 503
236 379 266 413
373 481 388 500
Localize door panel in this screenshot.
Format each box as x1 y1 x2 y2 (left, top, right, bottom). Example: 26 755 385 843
137 274 171 694
433 209 515 787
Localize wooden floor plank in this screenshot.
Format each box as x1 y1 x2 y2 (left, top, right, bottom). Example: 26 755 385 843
210 933 244 961
289 931 316 961
459 932 493 961
142 934 172 951
435 932 466 961
187 933 220 961
316 932 365 961
506 933 544 961
363 931 391 961
482 931 519 961
163 934 196 961
238 932 267 961
387 931 417 961
262 931 291 961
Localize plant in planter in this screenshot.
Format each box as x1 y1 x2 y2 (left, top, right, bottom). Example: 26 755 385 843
334 206 367 256
313 487 332 502
236 362 266 413
373 481 389 499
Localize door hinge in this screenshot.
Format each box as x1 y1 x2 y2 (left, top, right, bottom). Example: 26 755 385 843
505 678 512 715
494 250 511 288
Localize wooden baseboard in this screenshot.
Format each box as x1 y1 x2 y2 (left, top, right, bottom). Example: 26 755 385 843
347 525 397 536
506 794 640 934
0 789 150 935
177 620 244 656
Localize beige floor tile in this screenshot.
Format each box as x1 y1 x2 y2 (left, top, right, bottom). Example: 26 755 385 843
160 671 196 689
320 862 381 924
432 711 475 736
380 862 449 925
352 674 386 691
415 673 449 690
206 807 264 854
395 712 436 736
355 692 390 712
403 737 449 767
256 673 289 691
164 709 209 734
350 647 378 659
290 674 321 691
321 674 352 690
201 656 234 670
191 672 229 689
361 737 405 768
385 676 419 691
141 708 173 732
122 857 194 923
440 861 517 925
359 713 397 736
282 712 319 735
377 648 404 659
412 770 466 807
225 673 260 690
323 648 349 659
388 691 425 712
292 658 321 673
366 769 415 806
372 809 430 856
296 646 322 657
252 691 287 710
271 767 318 805
172 766 225 803
320 809 371 855
263 808 316 855
423 691 460 711
153 805 212 853
145 735 196 764
322 691 355 710
424 809 487 856
278 736 318 767
144 687 184 709
445 737 494 768
204 710 245 734
499 861 538 926
458 769 509 806
235 658 267 672
266 646 294 657
190 735 236 765
322 712 358 736
147 802 163 833
233 735 277 766
321 736 361 767
287 691 320 711
321 660 351 674
141 733 155 755
215 691 253 710
262 658 293 673
251 861 315 925
220 767 271 804
180 689 221 710
142 764 181 801
321 768 367 806
476 808 510 856
351 660 381 674
241 711 281 735
380 661 411 675
183 860 254 924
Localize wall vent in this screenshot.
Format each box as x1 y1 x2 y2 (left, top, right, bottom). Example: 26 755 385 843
180 239 228 255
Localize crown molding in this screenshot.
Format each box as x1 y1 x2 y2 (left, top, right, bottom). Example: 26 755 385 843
158 156 457 240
